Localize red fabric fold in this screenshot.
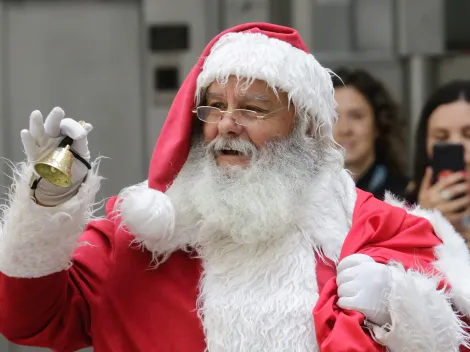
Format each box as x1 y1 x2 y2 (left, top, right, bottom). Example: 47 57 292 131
313 189 442 351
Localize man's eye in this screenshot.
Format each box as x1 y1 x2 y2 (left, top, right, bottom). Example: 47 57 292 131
246 106 267 113
209 102 225 109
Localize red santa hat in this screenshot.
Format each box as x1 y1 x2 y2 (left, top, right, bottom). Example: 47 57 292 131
118 22 338 251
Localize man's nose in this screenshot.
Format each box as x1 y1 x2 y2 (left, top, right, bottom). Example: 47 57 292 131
218 110 244 136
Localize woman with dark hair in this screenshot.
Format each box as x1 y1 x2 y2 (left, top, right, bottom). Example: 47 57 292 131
332 67 410 200
410 79 470 237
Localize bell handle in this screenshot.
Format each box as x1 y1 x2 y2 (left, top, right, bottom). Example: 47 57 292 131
56 121 87 148
58 136 74 149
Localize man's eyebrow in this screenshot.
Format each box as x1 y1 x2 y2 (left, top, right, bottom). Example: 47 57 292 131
205 92 224 99
243 93 270 102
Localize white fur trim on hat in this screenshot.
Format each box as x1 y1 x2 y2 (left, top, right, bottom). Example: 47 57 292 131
117 181 179 261
196 31 338 138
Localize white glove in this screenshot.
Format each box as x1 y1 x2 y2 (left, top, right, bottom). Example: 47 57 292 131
20 107 93 206
336 254 392 327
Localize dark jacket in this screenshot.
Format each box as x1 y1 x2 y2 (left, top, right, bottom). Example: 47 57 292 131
356 162 411 201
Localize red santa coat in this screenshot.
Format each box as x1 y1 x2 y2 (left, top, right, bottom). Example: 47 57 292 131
0 188 461 352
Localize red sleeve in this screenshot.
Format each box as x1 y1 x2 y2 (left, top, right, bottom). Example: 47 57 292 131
313 190 442 352
0 197 118 352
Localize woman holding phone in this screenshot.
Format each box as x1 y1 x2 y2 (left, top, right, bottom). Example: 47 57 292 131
410 79 470 239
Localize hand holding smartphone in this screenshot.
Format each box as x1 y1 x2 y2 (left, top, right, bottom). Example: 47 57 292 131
431 143 465 185
426 143 470 227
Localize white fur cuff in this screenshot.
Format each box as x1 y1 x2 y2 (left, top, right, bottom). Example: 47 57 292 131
384 191 470 319
0 162 102 278
371 264 470 352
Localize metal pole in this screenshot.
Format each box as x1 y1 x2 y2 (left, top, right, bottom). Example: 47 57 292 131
406 55 435 175
292 0 314 49
394 0 443 176
0 0 7 190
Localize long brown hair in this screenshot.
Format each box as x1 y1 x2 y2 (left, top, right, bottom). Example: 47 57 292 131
332 67 407 179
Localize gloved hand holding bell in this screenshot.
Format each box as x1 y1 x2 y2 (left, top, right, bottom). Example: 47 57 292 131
21 108 93 205
34 126 83 188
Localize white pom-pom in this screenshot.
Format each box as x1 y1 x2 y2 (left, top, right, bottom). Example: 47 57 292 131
118 184 177 254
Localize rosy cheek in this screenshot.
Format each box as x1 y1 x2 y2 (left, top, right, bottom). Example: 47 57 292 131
203 124 218 142
249 129 276 148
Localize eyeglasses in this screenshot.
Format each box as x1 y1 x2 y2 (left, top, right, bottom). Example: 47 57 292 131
192 106 285 127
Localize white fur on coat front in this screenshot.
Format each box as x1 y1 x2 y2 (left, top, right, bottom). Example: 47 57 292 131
199 235 319 352
0 162 102 278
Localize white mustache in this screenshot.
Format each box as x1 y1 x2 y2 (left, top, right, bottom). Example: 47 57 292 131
206 136 257 157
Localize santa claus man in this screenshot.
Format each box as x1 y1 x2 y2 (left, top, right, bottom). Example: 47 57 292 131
0 22 470 352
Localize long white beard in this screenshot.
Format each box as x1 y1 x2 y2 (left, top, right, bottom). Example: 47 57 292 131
166 130 331 246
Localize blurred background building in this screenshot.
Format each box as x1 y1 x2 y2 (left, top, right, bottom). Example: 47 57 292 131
0 0 469 350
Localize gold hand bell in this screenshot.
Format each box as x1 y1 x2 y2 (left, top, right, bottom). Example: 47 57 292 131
34 120 88 188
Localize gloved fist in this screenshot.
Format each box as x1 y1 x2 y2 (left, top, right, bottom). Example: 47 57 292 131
20 107 93 205
336 254 392 327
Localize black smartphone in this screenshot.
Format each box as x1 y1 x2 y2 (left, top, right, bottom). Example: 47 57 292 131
432 142 465 186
